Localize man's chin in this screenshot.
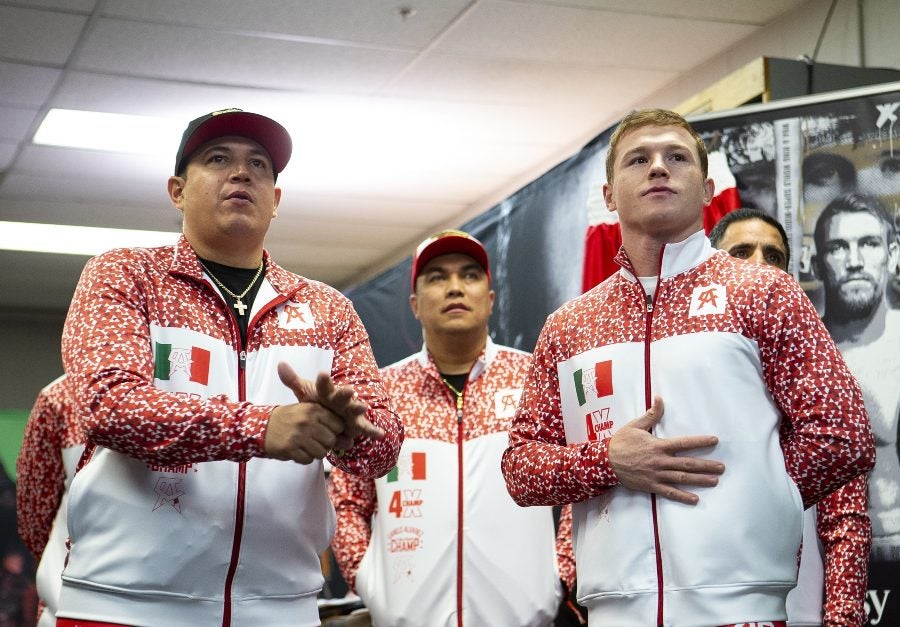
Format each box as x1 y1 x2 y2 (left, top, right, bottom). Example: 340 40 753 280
832 287 881 320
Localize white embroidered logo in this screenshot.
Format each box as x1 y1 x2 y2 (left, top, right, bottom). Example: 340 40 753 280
278 302 315 330
495 388 522 419
688 284 727 316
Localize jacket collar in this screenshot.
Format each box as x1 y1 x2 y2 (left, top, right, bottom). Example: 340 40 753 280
169 234 305 297
416 336 496 382
614 230 716 281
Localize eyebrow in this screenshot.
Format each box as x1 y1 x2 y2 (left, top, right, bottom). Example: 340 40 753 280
423 262 484 274
621 143 692 159
202 144 270 160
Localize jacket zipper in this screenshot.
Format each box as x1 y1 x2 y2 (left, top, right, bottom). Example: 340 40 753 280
221 303 246 627
210 282 291 626
643 250 665 627
454 384 466 627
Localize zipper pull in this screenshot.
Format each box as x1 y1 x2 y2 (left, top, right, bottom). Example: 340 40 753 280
646 293 653 313
239 350 247 369
456 394 463 423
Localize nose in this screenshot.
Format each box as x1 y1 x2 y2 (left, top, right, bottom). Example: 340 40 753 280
748 248 767 266
229 162 251 182
846 243 864 270
445 273 464 295
648 153 668 178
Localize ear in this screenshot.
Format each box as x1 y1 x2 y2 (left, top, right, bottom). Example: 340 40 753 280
702 176 715 206
603 182 617 213
409 293 420 320
811 253 821 282
273 186 282 217
167 176 186 211
889 239 900 275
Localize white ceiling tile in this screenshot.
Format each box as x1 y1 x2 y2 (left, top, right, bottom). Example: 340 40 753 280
0 172 172 229
0 107 39 142
437 1 756 70
73 18 417 92
510 0 807 24
0 5 87 65
289 196 467 226
11 0 97 11
0 142 16 171
0 62 62 107
49 72 298 119
101 0 472 48
0 198 179 232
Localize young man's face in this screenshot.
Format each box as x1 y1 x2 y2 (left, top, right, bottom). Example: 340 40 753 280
818 211 896 319
717 218 788 271
603 125 713 243
410 253 494 339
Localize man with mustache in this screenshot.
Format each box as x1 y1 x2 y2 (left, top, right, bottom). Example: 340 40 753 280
55 108 402 625
814 192 900 564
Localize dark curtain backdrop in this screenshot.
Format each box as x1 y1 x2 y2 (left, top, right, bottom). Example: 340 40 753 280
346 134 606 366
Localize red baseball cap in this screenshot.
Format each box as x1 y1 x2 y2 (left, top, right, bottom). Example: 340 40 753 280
174 108 292 181
411 229 491 291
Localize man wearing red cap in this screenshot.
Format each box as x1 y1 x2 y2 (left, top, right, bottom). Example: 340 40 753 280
329 230 578 626
56 109 402 625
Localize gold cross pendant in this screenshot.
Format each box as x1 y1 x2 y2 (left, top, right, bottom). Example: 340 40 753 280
234 299 248 316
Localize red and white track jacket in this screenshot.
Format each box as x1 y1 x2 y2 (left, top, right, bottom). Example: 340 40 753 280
502 230 874 627
58 236 402 626
16 375 85 627
329 339 575 627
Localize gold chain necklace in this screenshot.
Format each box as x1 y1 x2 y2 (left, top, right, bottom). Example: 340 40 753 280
198 259 264 317
441 377 465 415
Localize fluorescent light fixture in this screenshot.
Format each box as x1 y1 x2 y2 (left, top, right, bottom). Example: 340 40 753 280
33 109 182 155
0 221 179 256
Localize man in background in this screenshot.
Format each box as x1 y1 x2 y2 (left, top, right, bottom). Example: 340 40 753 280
329 230 578 626
813 192 900 565
16 375 84 626
710 207 870 627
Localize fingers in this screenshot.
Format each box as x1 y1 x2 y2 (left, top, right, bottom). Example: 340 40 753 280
314 371 336 402
657 468 721 488
275 365 382 454
277 361 317 402
657 486 702 506
663 435 721 456
627 396 665 432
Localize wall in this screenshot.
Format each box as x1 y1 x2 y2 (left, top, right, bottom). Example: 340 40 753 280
0 310 65 410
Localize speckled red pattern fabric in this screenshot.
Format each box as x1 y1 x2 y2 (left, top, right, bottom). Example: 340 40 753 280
503 247 874 511
329 342 576 592
61 236 401 474
16 376 83 559
817 475 870 626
